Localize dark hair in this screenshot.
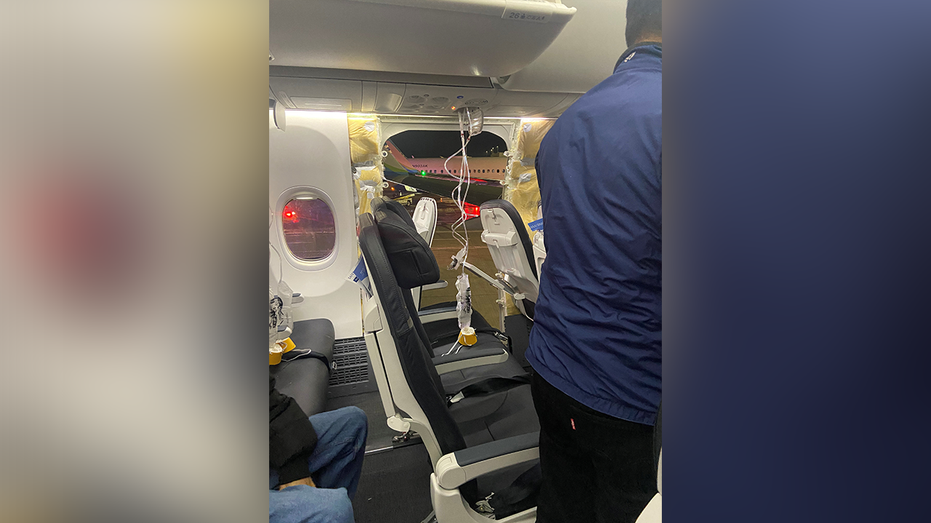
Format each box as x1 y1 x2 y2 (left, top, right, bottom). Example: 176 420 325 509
625 0 662 47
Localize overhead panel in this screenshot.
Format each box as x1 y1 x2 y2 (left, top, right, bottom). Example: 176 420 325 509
398 84 497 115
270 77 364 111
270 0 577 78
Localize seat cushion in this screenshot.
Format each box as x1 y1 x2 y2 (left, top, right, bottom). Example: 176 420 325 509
289 318 335 362
451 384 541 505
433 334 528 397
269 319 335 416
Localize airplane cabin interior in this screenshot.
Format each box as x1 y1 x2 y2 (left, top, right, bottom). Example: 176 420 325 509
268 2 661 522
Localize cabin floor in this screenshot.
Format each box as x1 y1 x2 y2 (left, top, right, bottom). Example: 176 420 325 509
325 390 434 523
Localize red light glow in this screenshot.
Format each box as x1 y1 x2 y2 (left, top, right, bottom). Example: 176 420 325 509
463 202 481 219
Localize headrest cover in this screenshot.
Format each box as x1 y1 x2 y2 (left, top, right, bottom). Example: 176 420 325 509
375 197 418 231
374 206 440 289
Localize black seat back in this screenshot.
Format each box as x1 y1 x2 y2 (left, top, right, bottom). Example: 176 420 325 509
372 197 419 233
369 197 446 353
358 212 468 458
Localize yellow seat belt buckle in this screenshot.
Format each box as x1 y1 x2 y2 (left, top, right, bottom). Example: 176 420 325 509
458 327 477 346
269 337 296 365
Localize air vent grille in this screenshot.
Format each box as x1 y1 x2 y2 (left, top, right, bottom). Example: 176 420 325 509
329 337 370 387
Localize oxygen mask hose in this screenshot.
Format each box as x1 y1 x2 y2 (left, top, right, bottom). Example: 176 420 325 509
456 273 477 346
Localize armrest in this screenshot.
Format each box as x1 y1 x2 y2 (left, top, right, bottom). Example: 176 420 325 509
463 261 519 295
462 262 504 290
433 348 508 375
435 432 540 490
421 280 448 291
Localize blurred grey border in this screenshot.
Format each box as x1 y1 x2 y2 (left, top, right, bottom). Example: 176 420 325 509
0 2 269 521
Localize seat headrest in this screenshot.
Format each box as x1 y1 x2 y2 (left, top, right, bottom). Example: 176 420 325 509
373 204 440 289
372 197 418 231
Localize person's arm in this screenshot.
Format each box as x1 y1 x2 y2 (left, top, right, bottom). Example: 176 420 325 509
270 375 318 487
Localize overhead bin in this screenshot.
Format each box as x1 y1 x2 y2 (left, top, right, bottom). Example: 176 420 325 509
494 0 629 93
270 0 577 78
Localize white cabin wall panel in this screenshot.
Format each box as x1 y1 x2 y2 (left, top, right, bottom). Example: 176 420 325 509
269 111 364 339
498 0 629 93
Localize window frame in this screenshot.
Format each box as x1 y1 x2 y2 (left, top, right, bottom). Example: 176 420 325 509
276 186 340 270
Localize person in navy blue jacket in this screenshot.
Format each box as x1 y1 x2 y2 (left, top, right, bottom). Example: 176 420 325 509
525 1 662 521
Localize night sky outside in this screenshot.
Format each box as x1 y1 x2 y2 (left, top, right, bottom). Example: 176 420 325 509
389 130 507 158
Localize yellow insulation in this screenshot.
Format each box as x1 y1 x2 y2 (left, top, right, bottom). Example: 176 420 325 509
354 166 383 216
348 116 384 215
504 162 541 234
348 117 381 164
504 119 555 235
514 119 555 163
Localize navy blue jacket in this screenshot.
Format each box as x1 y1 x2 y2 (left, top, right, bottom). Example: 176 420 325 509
526 43 662 425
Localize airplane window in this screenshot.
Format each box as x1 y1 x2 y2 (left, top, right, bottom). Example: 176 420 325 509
281 198 336 261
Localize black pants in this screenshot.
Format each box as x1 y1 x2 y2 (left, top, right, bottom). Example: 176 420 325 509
530 372 656 523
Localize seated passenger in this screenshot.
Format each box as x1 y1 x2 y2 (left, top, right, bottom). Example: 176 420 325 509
269 375 367 523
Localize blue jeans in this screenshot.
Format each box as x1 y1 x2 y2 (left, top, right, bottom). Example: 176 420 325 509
269 406 368 523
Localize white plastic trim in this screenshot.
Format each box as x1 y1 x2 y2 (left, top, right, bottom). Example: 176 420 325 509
364 332 398 420
362 294 383 333
482 229 519 246
435 445 540 490
386 415 411 433
421 280 448 291
634 494 661 523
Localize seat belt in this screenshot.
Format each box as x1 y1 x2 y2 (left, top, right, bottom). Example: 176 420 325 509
280 348 331 371
446 374 531 406
431 327 512 352
473 327 513 352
